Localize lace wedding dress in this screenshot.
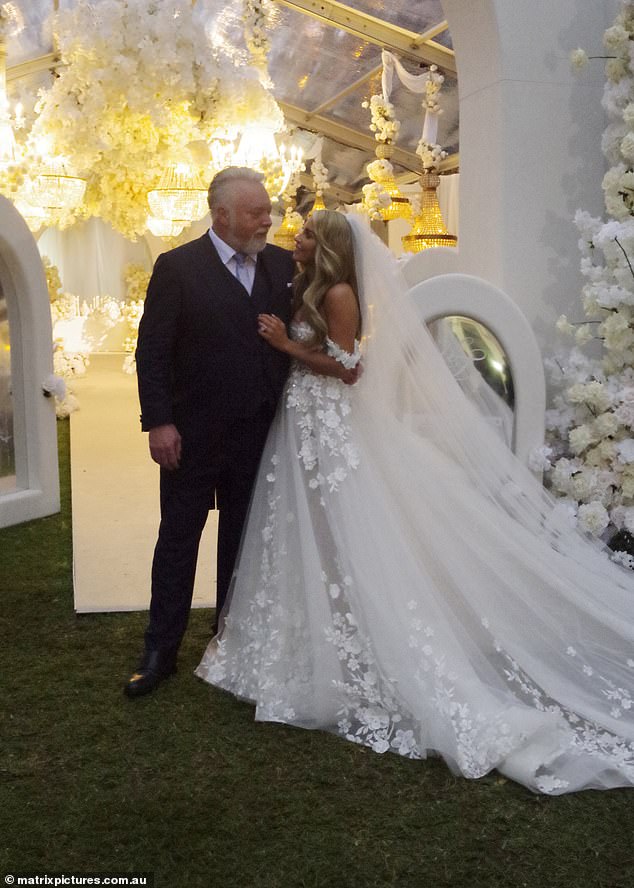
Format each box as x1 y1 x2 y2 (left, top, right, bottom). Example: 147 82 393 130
196 216 634 795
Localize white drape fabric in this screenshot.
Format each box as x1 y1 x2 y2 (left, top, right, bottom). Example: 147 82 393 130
381 49 440 145
38 217 152 304
438 173 459 236
196 215 634 795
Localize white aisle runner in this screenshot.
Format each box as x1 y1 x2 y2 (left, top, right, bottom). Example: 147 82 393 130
70 353 217 612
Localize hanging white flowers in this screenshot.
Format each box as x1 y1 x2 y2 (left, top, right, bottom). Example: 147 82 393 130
28 0 284 239
544 0 634 555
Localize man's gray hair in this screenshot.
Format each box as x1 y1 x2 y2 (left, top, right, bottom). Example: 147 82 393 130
207 166 266 216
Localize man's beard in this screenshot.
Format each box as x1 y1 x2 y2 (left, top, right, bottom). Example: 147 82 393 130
243 233 268 254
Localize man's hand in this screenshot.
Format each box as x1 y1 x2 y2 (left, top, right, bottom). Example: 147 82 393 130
149 423 182 470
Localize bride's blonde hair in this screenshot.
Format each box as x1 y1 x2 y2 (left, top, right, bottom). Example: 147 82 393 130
293 210 360 346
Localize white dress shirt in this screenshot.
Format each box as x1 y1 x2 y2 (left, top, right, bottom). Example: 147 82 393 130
208 228 257 296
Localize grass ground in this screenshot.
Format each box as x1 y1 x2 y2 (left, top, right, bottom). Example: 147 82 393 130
1 421 633 888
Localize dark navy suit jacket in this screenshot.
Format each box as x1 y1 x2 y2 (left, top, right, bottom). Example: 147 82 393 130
136 231 294 440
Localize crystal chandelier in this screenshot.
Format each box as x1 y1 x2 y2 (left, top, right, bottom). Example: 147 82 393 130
13 197 48 233
28 155 87 214
147 163 208 224
402 171 457 252
233 125 303 199
146 216 187 240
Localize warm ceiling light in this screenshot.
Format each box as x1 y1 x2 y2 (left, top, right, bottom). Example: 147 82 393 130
147 163 208 224
402 171 457 252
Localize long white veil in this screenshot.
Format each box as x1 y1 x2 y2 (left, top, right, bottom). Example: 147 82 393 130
342 214 634 790
347 213 606 551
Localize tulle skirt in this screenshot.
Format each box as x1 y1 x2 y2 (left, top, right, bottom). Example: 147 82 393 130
196 365 634 795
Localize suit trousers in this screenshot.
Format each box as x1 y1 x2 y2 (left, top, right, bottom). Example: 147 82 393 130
144 404 276 655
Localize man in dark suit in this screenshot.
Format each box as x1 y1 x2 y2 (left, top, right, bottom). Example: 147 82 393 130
125 167 295 698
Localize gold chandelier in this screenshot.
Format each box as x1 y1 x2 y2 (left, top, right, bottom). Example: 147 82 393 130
368 142 412 222
370 145 411 222
273 202 302 250
307 192 326 217
147 163 208 224
402 171 457 253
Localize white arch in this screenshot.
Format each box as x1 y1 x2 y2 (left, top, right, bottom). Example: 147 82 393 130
408 273 545 466
0 196 59 529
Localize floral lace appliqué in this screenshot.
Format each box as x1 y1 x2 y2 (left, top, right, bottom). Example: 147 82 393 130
286 322 360 493
482 616 634 792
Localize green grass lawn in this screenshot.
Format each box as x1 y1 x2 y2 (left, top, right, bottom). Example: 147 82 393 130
1 421 633 888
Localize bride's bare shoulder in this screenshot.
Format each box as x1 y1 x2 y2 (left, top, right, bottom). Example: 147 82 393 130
324 282 358 314
324 282 357 306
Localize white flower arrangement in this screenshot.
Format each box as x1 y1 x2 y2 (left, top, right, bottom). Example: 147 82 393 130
120 298 146 373
42 256 63 303
43 369 80 419
361 182 391 221
366 158 393 182
362 154 396 220
416 139 448 172
361 95 401 144
282 206 303 230
50 293 79 325
27 0 285 239
0 2 22 37
123 263 151 304
544 1 634 552
242 0 273 82
422 65 445 115
570 48 590 70
311 157 330 194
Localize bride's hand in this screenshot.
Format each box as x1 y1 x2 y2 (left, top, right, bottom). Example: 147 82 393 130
258 314 290 351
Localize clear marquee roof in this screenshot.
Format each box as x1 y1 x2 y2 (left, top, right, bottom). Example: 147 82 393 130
5 0 458 207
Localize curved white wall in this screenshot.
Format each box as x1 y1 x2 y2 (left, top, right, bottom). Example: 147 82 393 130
0 196 59 528
418 0 620 356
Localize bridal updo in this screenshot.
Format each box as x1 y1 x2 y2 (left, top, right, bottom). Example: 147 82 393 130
293 210 360 347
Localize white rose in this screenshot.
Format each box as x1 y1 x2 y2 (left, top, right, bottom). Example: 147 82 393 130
577 502 610 536
593 411 620 438
528 445 553 472
621 132 634 162
617 438 634 463
570 48 589 70
604 24 630 51
569 424 596 454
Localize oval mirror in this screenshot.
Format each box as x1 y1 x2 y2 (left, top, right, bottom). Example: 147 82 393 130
428 315 515 446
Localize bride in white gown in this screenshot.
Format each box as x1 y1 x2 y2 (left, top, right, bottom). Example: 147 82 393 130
196 211 634 795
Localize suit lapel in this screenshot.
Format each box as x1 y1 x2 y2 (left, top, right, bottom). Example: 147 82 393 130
251 252 272 311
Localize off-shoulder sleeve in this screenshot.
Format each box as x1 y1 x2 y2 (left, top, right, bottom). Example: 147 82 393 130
325 337 361 369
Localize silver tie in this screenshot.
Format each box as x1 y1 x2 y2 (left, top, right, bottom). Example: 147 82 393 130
233 252 249 291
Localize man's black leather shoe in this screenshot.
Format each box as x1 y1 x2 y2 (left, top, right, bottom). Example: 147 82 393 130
124 649 177 698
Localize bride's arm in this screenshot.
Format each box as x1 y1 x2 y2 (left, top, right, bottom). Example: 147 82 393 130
258 283 360 383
